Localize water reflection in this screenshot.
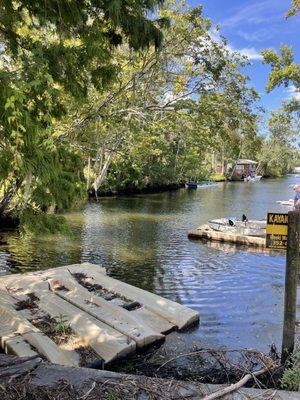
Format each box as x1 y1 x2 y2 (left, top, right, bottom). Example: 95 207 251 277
0 175 299 352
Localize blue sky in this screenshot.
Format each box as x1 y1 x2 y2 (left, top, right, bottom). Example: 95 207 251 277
187 0 300 116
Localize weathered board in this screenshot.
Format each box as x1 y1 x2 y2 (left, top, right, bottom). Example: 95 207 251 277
0 263 199 366
38 293 135 363
49 274 164 347
73 266 199 329
0 290 78 366
266 213 288 249
0 330 38 358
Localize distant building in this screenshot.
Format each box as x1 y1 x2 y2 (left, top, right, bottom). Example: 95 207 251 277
230 159 258 181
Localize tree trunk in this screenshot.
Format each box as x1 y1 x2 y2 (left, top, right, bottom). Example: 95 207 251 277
211 152 216 173
92 137 124 192
93 151 115 192
86 156 91 190
24 173 32 204
221 144 225 174
0 179 22 216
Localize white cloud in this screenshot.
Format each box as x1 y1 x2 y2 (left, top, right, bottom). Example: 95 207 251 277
229 46 263 61
222 0 286 28
237 29 275 43
209 30 263 61
286 85 300 100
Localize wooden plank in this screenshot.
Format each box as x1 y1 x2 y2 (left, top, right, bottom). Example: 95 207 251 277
0 332 38 358
130 307 175 334
0 289 78 366
0 275 50 296
188 227 265 248
70 270 200 330
48 274 164 347
0 319 38 358
38 292 136 363
0 263 106 288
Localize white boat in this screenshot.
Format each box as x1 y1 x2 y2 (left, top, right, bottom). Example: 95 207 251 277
276 199 294 206
208 218 266 237
244 175 262 182
185 181 218 189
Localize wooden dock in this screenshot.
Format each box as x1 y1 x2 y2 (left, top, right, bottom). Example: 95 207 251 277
0 263 199 366
188 225 266 248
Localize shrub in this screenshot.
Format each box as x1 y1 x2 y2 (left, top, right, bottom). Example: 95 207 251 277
281 351 300 391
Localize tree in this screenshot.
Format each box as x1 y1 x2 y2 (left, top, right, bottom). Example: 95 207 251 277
262 3 300 107
67 0 260 193
259 108 299 177
0 0 166 227
262 45 300 94
0 0 262 232
286 0 300 18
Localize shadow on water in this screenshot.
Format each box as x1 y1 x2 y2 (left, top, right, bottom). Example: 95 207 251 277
0 175 299 358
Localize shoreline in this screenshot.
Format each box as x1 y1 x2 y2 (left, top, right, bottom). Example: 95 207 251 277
1 354 298 399
88 182 185 198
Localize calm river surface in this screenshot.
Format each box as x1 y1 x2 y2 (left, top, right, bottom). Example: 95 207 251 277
1 176 299 354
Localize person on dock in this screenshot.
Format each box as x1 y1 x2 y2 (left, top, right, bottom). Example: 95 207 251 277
293 184 300 210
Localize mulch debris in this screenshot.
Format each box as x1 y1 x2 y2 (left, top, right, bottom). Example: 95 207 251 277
72 273 142 310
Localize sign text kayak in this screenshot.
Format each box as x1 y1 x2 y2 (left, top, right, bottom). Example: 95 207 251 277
266 213 288 249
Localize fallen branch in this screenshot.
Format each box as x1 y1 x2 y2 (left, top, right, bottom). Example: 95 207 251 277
201 367 269 400
78 381 96 400
0 355 42 382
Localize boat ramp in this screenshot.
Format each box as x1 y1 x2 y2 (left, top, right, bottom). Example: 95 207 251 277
0 263 199 366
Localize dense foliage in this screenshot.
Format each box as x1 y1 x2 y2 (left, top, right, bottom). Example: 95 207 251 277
67 1 261 193
0 0 166 227
258 107 299 177
0 0 298 232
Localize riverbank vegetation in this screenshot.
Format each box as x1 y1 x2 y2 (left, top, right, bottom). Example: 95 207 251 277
0 0 299 232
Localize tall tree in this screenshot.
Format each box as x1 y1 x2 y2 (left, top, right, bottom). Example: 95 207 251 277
67 1 260 192
0 0 166 226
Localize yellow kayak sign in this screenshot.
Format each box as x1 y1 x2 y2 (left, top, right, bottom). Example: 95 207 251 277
266 213 288 249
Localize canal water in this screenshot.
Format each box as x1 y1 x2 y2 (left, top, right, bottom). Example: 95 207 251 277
0 176 299 356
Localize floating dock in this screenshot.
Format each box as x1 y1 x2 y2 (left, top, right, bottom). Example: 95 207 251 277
0 263 199 366
188 224 266 248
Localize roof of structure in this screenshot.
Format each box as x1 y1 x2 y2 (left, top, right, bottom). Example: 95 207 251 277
236 159 258 165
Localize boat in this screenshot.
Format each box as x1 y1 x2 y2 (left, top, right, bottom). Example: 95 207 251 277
276 199 294 206
244 175 262 182
185 180 218 189
208 217 266 237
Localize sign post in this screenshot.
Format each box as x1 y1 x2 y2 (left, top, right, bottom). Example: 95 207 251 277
266 211 300 364
276 211 300 364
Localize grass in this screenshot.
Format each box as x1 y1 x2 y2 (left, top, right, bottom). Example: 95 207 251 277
281 351 300 391
211 173 227 182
